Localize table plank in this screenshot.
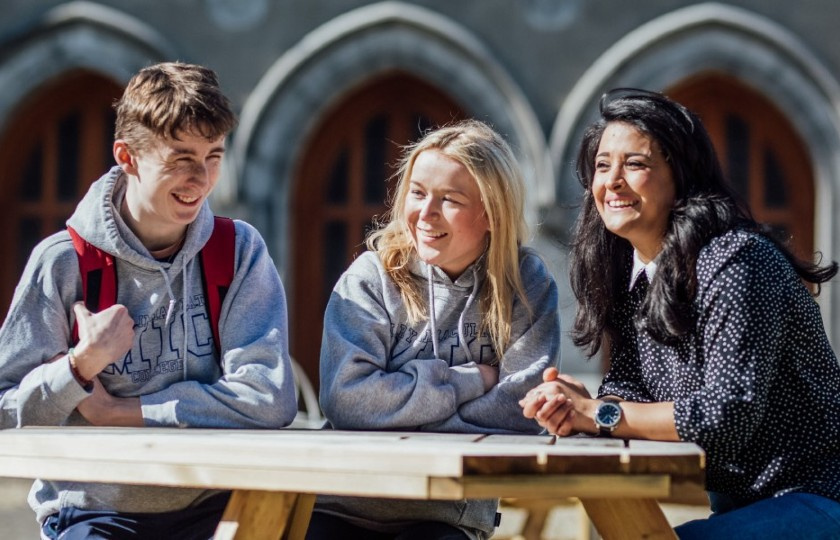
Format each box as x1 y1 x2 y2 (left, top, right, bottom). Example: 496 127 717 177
0 428 705 540
0 456 440 498
0 428 704 501
0 428 703 478
0 428 472 476
432 474 671 499
478 434 557 445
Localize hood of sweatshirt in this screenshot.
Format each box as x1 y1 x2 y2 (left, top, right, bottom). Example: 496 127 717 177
66 166 215 273
408 252 487 365
65 165 217 372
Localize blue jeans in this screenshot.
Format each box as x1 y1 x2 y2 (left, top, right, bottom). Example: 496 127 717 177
41 492 230 540
675 492 840 539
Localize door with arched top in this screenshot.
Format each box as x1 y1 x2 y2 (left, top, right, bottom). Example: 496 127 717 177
669 74 814 259
0 70 123 318
291 72 466 387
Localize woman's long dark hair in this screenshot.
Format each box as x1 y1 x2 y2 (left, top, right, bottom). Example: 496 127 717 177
571 88 838 356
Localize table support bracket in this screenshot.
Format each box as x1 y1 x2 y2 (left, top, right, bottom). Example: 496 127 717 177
215 489 311 540
580 497 677 540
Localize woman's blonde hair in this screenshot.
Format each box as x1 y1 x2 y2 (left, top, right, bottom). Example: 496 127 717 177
367 119 530 358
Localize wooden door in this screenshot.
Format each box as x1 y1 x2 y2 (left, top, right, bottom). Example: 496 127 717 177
669 74 814 259
292 72 466 387
0 71 123 318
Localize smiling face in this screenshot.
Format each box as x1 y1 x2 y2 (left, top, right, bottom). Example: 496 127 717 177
403 150 490 280
592 122 676 262
116 131 225 250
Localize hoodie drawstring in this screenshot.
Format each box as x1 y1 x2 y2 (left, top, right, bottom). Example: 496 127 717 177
181 262 189 380
158 263 190 380
159 267 177 327
426 264 440 360
426 263 480 364
457 266 481 363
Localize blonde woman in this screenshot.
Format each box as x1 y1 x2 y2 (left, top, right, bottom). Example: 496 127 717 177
309 120 561 540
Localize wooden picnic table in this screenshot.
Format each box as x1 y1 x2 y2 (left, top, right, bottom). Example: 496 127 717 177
0 427 704 540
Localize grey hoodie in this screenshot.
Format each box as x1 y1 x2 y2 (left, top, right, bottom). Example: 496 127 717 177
316 248 561 539
0 167 297 523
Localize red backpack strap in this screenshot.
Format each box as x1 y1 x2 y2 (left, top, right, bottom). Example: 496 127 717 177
67 225 117 344
199 216 235 355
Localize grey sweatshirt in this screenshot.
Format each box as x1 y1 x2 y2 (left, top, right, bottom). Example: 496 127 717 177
0 167 297 523
316 248 561 539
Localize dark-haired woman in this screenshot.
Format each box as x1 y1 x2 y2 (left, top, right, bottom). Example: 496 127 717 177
520 89 840 538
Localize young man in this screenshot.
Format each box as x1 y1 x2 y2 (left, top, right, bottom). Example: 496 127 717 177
0 62 297 539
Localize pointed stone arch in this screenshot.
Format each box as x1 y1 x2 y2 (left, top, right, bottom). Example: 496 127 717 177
233 1 550 284
0 1 176 131
0 2 177 316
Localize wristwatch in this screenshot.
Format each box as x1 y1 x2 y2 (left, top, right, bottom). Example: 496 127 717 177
594 399 623 436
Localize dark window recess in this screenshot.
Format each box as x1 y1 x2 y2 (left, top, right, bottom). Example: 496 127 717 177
358 221 375 257
413 114 435 140
58 112 81 201
18 217 41 278
364 216 381 240
364 114 388 204
103 108 117 171
323 221 347 301
21 144 43 201
326 149 348 204
763 149 789 209
725 114 750 199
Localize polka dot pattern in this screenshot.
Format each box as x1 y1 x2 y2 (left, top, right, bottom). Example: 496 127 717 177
599 229 840 502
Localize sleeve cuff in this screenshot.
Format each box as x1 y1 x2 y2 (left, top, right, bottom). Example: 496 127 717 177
40 358 93 414
139 395 179 427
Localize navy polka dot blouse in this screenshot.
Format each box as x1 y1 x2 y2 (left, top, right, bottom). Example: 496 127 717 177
599 229 840 503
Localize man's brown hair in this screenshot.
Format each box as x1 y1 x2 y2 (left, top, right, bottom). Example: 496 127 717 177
114 62 236 151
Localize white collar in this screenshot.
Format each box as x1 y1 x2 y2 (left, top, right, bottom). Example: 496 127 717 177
629 250 658 291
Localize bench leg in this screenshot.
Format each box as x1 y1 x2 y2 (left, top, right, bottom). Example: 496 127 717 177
214 490 300 540
520 505 550 540
580 498 676 540
284 494 315 540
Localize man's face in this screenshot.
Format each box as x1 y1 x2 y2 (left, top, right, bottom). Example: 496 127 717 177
117 131 225 248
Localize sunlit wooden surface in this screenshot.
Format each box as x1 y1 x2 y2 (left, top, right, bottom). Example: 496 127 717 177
0 428 704 540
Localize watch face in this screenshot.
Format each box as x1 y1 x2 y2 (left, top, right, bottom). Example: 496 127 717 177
596 402 622 428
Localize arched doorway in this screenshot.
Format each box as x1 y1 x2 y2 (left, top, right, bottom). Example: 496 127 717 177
291 72 466 387
669 74 815 259
0 70 123 317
